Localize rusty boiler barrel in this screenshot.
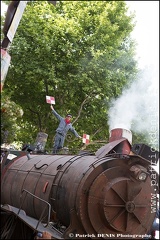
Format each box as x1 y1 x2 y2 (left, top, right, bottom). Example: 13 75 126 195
1 153 157 237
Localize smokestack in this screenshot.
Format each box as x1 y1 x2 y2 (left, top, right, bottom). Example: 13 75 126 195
109 128 132 144
109 128 132 155
95 128 132 158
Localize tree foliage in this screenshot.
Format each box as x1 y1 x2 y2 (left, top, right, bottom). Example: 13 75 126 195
1 92 24 145
2 1 138 152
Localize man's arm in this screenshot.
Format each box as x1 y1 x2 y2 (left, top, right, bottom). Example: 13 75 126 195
50 105 63 121
50 105 54 111
69 126 82 138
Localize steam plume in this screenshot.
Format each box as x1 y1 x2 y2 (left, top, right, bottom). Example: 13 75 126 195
108 66 159 150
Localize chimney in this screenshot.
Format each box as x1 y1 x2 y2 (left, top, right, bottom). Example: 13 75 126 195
95 128 132 158
109 128 132 144
109 128 132 154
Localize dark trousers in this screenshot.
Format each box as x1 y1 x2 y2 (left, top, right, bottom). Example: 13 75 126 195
52 132 65 154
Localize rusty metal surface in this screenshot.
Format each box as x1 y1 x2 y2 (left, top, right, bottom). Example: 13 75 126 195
1 151 158 239
109 128 132 145
95 139 131 158
75 161 156 238
1 154 77 219
1 154 98 222
50 154 99 226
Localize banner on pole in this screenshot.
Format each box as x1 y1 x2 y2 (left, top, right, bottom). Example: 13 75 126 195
46 96 55 104
83 134 90 144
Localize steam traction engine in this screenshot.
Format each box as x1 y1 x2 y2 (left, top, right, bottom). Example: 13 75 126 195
1 128 159 239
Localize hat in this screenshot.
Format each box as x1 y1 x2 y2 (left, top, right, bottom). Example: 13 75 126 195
66 114 72 118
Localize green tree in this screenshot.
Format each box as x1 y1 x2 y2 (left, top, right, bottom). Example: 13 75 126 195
1 92 24 145
2 1 138 152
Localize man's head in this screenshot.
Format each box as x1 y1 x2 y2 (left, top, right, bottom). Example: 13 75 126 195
65 114 72 124
66 114 72 118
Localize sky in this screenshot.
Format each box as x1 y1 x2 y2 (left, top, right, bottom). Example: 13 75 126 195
126 1 159 70
1 2 8 16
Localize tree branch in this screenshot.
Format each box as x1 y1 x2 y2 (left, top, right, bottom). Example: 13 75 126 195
72 92 96 124
27 108 42 131
92 127 103 138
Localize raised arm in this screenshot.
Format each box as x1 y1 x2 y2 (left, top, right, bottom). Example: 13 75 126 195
50 105 63 121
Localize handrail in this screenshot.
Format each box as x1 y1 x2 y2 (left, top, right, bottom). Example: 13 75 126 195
18 189 51 228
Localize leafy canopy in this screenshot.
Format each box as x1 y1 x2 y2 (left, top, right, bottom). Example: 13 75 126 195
2 1 138 152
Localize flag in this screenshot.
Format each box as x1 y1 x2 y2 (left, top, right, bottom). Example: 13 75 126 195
83 134 90 144
46 95 55 104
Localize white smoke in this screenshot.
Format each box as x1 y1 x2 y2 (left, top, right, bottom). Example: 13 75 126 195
108 65 159 150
